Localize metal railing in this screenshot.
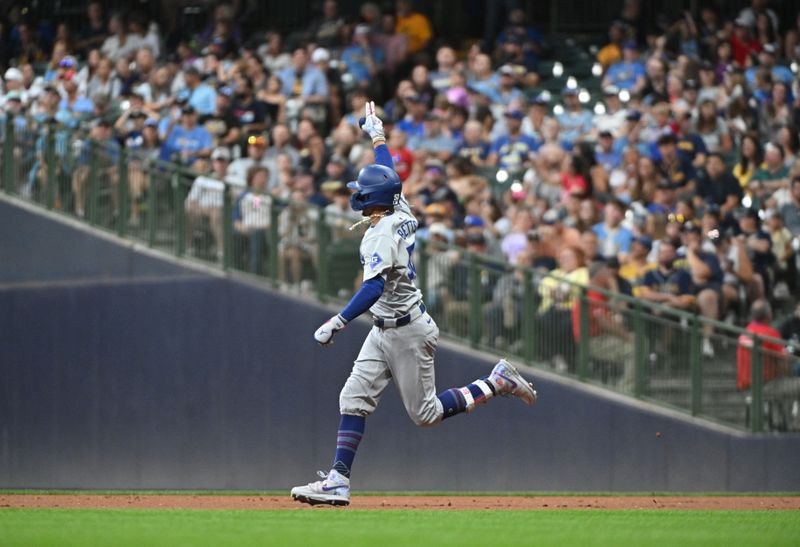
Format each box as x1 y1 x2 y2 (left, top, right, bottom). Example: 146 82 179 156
2 116 798 433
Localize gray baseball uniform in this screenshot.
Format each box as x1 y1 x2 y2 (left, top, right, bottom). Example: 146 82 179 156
339 203 445 426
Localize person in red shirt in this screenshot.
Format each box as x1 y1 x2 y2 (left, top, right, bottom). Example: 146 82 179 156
388 127 414 181
737 299 787 391
572 262 634 390
730 18 762 68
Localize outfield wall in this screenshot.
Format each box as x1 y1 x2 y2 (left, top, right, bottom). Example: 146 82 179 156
2 274 800 491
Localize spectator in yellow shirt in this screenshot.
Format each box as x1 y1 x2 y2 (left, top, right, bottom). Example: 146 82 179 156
597 21 626 70
619 236 655 293
395 0 432 55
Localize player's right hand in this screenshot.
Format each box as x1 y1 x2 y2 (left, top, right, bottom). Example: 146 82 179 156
358 101 384 143
314 314 347 346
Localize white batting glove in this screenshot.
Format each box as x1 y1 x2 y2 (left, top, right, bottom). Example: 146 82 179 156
359 101 385 144
314 314 347 346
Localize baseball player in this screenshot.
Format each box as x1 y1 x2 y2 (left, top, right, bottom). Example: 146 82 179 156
291 102 537 506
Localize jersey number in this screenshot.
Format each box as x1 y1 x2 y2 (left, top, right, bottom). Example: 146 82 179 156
406 243 417 281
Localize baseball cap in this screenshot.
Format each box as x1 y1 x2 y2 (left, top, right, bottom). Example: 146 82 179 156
321 180 344 192
405 93 426 103
682 221 701 233
4 67 22 82
466 232 487 246
622 40 638 50
354 24 371 36
598 129 614 139
499 64 517 76
311 48 330 63
684 79 699 90
144 118 158 127
504 108 525 120
425 158 445 172
175 89 191 104
562 86 579 96
762 43 778 55
329 154 348 166
632 235 653 250
531 92 549 106
657 132 678 146
5 90 22 102
58 56 77 69
605 256 621 269
129 110 147 119
464 214 485 228
625 110 642 121
541 208 561 225
603 85 620 96
211 147 231 161
217 85 234 98
428 222 449 239
181 105 196 115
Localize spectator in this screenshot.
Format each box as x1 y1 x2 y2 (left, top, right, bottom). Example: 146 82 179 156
395 0 432 57
696 152 743 215
230 74 268 136
71 120 119 218
408 109 457 159
228 133 270 189
593 199 634 258
737 299 786 391
656 132 696 192
279 47 329 105
387 127 415 181
488 108 539 172
161 105 212 167
341 25 384 90
572 261 635 389
183 66 216 117
750 142 789 208
76 1 108 56
619 235 654 286
733 133 764 191
233 165 273 274
603 41 646 93
278 189 318 286
639 238 695 310
396 93 427 138
309 0 345 49
185 146 234 259
781 177 800 235
429 46 457 93
537 246 589 372
101 13 141 62
260 33 290 75
597 22 626 70
557 87 593 148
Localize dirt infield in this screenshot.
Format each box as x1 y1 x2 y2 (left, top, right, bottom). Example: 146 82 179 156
1 494 798 511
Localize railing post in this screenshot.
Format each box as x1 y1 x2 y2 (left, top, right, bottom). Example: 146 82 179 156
147 162 157 247
117 148 128 237
316 207 329 301
689 314 703 416
416 237 428 303
174 171 186 257
87 140 98 225
522 269 536 364
44 126 56 209
633 300 647 398
750 334 764 432
2 114 14 194
467 252 482 348
577 286 590 380
268 200 280 283
222 185 232 270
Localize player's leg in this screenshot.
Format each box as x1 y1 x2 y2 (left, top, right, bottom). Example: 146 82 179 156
386 314 537 426
291 328 390 506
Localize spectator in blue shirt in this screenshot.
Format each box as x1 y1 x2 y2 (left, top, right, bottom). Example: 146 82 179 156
603 41 646 92
456 120 491 166
489 109 539 171
495 8 543 72
557 87 594 148
183 66 217 116
341 25 384 88
593 198 634 258
595 130 622 172
745 44 794 86
656 132 696 191
278 47 329 101
396 94 427 138
161 106 213 167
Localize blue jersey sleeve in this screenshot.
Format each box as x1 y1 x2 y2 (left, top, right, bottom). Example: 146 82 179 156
374 143 394 170
340 276 385 322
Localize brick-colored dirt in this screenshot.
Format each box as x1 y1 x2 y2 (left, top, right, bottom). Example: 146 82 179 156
1 495 798 510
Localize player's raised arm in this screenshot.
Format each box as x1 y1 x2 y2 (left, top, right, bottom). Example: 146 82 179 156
359 101 394 170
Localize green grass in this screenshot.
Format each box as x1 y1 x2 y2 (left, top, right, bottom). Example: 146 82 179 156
2 489 798 497
1 509 798 547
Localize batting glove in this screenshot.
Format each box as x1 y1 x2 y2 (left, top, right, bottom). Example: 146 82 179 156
314 314 347 346
358 101 385 144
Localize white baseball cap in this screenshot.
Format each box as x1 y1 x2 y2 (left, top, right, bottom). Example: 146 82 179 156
311 48 330 64
4 68 23 82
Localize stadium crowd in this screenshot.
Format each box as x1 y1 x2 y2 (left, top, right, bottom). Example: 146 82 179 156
1 0 800 362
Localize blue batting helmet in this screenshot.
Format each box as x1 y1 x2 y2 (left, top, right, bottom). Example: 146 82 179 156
346 164 402 211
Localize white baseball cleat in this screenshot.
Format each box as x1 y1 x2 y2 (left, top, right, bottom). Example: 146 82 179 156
489 359 538 405
291 469 350 506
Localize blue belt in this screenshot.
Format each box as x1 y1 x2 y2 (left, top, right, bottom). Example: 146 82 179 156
374 303 426 329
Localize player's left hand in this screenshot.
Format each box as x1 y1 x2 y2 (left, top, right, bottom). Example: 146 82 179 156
358 101 384 143
314 314 347 346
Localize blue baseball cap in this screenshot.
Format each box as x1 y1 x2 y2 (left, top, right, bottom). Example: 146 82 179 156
632 235 653 250
504 108 525 120
464 214 485 227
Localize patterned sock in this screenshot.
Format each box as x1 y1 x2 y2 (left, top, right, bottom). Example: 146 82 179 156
331 414 365 478
438 378 496 421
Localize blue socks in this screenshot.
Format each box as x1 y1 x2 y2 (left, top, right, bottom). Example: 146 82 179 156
331 414 365 478
438 378 496 420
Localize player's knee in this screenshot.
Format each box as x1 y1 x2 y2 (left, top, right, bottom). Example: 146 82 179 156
411 402 443 428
